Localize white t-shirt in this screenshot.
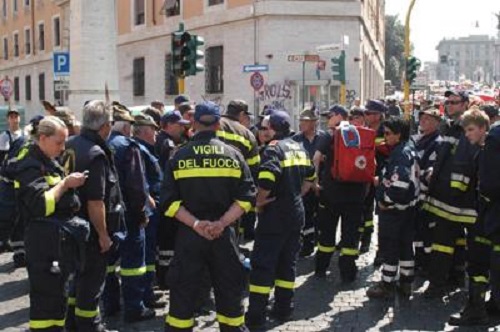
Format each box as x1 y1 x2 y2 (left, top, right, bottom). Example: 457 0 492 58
0 129 23 152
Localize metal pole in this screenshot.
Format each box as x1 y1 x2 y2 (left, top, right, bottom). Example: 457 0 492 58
178 77 185 94
404 0 417 118
302 60 306 110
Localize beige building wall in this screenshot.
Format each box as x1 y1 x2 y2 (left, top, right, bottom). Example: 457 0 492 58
0 0 385 121
0 0 65 120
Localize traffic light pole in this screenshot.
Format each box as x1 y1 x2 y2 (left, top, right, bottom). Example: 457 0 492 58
178 77 185 94
340 83 346 105
302 60 306 110
404 0 417 117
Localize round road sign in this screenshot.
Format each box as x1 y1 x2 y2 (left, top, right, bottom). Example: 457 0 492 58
250 72 264 91
0 77 13 100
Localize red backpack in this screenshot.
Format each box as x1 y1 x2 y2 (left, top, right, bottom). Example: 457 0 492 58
331 122 376 183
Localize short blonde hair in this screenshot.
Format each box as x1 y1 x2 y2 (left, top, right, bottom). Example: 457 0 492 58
34 116 67 141
462 107 490 130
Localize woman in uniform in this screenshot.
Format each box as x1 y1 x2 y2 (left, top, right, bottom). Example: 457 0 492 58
7 116 88 331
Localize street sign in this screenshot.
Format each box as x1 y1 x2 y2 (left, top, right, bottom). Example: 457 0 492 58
243 64 269 73
54 81 70 91
53 52 70 76
0 77 13 100
410 84 427 91
287 54 320 62
316 43 341 52
250 72 264 91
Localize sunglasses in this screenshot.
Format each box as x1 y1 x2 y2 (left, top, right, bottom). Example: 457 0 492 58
445 100 463 106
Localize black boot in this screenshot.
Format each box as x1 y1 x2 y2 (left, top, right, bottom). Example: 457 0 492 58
314 251 331 278
448 283 488 326
367 281 395 299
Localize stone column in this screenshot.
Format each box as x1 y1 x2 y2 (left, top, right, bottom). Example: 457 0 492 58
67 0 119 119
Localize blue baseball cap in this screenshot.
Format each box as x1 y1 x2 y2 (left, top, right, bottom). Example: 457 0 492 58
322 104 348 118
268 110 291 132
444 90 469 101
365 99 388 114
161 110 190 125
258 106 277 118
174 95 190 105
194 101 221 125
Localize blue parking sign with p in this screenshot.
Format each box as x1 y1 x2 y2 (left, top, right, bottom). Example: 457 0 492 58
53 52 70 76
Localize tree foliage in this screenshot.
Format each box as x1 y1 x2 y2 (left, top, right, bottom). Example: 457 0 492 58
385 15 406 88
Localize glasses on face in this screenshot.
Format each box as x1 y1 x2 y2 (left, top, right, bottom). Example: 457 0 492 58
445 100 463 106
365 111 379 116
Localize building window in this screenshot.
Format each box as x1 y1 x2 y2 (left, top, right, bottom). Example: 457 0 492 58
53 17 60 47
3 37 7 60
25 75 31 100
24 28 30 55
38 73 45 100
13 32 18 57
13 76 19 101
24 0 28 7
205 46 223 94
134 0 145 25
208 0 224 5
38 23 44 51
13 0 17 13
2 0 6 18
133 57 145 96
165 0 180 17
165 54 179 95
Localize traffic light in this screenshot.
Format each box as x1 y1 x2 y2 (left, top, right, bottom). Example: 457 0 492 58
171 30 190 77
184 35 205 76
406 56 421 84
331 50 346 84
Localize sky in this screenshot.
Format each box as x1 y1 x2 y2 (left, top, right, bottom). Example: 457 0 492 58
385 0 499 63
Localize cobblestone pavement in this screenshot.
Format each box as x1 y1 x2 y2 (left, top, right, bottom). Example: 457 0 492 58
1 239 499 332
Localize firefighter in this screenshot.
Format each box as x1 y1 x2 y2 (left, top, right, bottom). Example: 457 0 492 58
360 100 387 255
133 114 166 309
313 105 366 281
7 116 88 331
161 101 255 331
292 107 326 257
366 117 419 298
246 110 316 329
64 100 123 332
104 103 155 322
0 108 26 262
217 100 260 240
155 110 190 290
448 108 490 325
423 90 479 298
479 104 500 319
413 108 442 274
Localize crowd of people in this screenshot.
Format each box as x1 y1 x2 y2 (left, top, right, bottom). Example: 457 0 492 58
0 90 499 332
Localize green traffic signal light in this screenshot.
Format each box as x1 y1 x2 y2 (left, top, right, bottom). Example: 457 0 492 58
406 56 421 84
185 35 205 76
331 50 346 84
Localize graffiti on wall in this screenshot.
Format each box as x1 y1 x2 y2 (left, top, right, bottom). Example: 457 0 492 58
258 80 294 111
346 89 357 106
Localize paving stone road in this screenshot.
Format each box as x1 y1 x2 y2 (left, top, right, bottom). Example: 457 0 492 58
1 239 498 332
